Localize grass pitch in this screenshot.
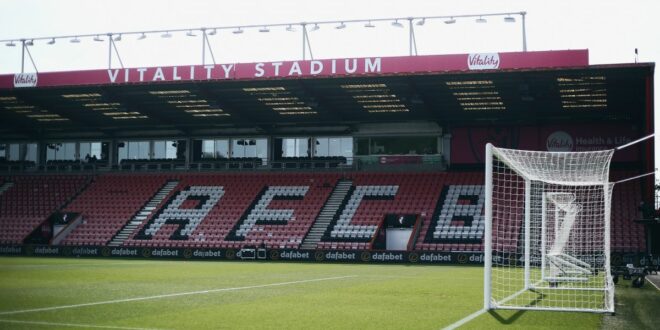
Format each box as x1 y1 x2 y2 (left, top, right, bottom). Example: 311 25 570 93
0 257 656 329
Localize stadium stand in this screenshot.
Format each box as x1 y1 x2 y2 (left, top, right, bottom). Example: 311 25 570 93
0 175 90 244
0 170 648 252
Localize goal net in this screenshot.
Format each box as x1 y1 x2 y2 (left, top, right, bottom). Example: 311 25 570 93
484 143 615 313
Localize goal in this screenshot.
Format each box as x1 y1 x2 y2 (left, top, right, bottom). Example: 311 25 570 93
483 143 615 313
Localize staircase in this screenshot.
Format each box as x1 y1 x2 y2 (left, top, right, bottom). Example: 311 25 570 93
300 179 352 250
108 180 179 247
0 181 14 195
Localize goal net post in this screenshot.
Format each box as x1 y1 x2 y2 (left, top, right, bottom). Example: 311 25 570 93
484 143 615 313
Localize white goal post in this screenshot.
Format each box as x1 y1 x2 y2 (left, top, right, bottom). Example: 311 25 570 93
483 143 616 313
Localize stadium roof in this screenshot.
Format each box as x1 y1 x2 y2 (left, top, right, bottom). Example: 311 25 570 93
0 49 654 140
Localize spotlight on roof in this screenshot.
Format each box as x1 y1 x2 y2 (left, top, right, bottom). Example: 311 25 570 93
47 38 56 45
25 39 34 46
5 41 16 47
93 35 104 42
137 33 147 40
364 21 375 28
233 27 244 34
186 30 196 37
161 31 172 38
504 16 516 23
444 17 456 24
476 17 487 23
336 22 346 29
208 28 217 35
310 24 320 31
113 34 122 41
70 37 81 43
259 26 270 33
416 18 426 26
286 24 296 32
391 20 404 28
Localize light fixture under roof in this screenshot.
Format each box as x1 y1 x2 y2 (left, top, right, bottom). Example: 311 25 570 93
186 30 196 37
113 34 122 41
310 24 320 31
93 35 104 42
47 38 56 45
70 37 81 43
137 33 147 40
476 17 487 23
391 20 404 28
161 31 172 38
286 24 296 32
25 39 34 46
444 17 456 24
364 21 375 28
335 22 346 29
208 28 217 35
416 18 426 26
259 26 270 33
5 41 16 47
233 28 244 34
504 16 516 23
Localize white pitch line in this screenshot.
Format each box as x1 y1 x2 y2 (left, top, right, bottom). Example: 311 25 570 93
0 275 356 316
0 319 166 330
441 308 487 330
647 275 660 291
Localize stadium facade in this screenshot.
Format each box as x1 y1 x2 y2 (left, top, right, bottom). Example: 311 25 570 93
0 49 656 266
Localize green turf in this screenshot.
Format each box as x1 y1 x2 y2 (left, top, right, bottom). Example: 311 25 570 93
0 257 654 329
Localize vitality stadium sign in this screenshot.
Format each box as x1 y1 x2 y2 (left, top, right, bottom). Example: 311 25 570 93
0 50 588 89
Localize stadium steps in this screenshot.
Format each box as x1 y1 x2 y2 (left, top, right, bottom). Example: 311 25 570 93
107 180 179 246
0 181 14 195
300 179 352 249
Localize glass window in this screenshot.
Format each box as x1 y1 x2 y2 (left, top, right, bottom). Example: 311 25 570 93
25 143 37 163
202 140 214 159
0 144 6 160
153 141 166 159
118 142 128 162
79 143 91 160
90 142 102 159
8 144 20 161
282 138 309 157
232 138 267 160
369 136 437 155
214 140 229 158
165 141 177 159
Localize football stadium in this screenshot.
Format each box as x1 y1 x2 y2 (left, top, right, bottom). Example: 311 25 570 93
1 4 659 330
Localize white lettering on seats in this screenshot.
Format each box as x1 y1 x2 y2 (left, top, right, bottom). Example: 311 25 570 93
142 186 224 239
234 186 308 239
330 185 398 240
432 185 485 241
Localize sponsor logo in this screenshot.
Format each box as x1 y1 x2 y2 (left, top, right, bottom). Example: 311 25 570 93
226 249 236 260
192 249 223 258
315 251 325 261
110 248 139 257
183 249 193 259
72 247 98 256
469 254 484 263
34 247 59 255
142 249 151 258
408 252 419 263
13 73 38 87
419 253 452 262
360 251 371 262
546 131 574 151
279 251 310 260
371 252 404 262
0 246 22 254
151 249 179 257
457 254 468 264
324 251 357 261
468 53 500 70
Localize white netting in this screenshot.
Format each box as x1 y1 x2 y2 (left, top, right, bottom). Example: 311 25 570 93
485 145 615 313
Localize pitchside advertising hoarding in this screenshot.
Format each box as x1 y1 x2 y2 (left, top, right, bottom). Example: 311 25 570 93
0 50 588 89
0 245 655 267
451 124 641 164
